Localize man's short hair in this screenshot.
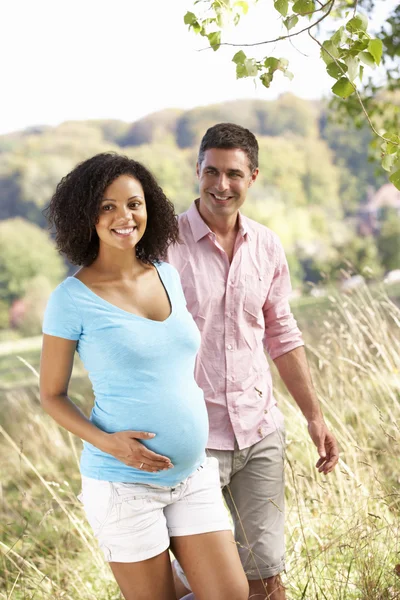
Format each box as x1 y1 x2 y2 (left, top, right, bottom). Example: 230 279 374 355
198 123 259 172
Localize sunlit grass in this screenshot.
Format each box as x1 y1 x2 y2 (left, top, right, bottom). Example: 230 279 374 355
1 285 400 599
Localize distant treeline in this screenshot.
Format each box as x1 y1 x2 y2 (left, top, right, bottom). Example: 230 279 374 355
0 94 399 336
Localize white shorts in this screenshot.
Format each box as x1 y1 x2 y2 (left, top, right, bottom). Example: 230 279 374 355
79 457 231 563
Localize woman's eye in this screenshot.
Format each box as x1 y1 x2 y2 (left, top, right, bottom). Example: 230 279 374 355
102 205 113 211
130 202 140 209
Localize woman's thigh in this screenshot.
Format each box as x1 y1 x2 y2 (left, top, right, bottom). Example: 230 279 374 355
110 550 177 600
166 457 247 599
80 476 170 563
170 530 248 600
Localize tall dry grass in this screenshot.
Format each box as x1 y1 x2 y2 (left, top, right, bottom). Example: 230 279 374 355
1 285 400 599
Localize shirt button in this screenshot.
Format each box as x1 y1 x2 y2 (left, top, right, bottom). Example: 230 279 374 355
227 344 233 350
259 276 263 281
257 427 263 436
264 409 268 414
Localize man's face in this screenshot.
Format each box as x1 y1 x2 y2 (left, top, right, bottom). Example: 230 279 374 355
197 148 258 220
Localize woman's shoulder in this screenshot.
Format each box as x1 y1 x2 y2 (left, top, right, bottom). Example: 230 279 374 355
156 260 179 279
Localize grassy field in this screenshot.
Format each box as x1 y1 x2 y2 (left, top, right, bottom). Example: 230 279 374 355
1 285 400 599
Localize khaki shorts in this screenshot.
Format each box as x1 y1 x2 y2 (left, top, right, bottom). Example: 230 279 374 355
175 427 286 582
79 457 231 563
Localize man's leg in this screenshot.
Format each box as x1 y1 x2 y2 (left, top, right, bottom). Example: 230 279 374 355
222 427 286 600
247 575 286 600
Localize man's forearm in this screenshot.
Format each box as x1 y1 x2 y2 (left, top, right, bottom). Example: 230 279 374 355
273 345 323 423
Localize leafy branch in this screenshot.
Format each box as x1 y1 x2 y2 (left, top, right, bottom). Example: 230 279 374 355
184 0 400 188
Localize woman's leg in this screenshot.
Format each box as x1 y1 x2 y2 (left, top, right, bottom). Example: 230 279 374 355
170 531 249 600
110 550 177 600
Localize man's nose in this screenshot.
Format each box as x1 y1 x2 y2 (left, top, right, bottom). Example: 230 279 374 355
216 173 228 191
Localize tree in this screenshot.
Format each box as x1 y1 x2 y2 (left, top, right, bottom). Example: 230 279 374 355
183 0 400 187
0 218 66 304
377 208 400 272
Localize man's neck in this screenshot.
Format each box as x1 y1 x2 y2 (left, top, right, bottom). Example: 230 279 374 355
196 199 239 239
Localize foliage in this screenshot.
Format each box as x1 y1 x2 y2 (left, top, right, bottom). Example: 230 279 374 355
0 98 398 305
124 143 196 213
183 0 400 187
377 208 400 272
119 109 184 147
0 218 66 304
17 275 55 336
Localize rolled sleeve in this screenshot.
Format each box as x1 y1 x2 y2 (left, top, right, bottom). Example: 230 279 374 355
263 240 303 360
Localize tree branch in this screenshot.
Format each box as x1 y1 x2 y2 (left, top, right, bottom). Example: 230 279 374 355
308 29 399 147
200 0 336 50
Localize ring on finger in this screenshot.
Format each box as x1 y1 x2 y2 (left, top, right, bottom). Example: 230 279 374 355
139 462 144 469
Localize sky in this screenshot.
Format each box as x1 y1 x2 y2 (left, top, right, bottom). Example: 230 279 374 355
0 0 396 135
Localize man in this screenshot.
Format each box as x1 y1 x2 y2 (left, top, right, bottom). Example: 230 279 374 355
167 123 339 600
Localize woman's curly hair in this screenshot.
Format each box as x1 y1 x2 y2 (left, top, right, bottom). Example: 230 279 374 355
45 152 179 266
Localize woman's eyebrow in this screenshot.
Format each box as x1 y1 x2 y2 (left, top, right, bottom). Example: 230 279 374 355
101 195 142 202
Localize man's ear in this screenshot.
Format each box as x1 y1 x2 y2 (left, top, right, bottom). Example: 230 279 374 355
249 168 259 187
196 162 200 178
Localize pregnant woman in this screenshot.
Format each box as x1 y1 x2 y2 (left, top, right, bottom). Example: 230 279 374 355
39 153 248 600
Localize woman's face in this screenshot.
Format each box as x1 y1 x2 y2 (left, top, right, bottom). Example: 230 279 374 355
95 174 147 253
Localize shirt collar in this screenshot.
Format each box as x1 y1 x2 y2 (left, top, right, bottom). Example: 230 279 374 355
187 200 251 243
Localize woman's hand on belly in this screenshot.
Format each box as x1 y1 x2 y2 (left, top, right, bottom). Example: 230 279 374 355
100 430 174 473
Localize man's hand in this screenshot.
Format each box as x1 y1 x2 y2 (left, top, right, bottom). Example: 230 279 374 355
307 419 339 475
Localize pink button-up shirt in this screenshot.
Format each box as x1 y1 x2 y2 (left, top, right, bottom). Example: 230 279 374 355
167 201 304 450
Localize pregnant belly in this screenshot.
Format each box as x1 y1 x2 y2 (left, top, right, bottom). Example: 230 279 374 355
90 389 209 471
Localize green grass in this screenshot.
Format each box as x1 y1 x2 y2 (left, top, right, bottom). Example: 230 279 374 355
1 286 400 598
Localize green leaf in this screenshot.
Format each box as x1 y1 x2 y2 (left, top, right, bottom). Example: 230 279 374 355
232 50 247 65
236 57 258 78
264 57 280 70
244 58 259 77
368 38 383 65
359 65 364 81
184 11 197 25
359 51 375 67
260 72 274 88
284 15 298 30
274 0 289 17
331 77 355 99
321 41 340 65
293 0 315 16
348 39 369 54
208 31 221 51
326 61 348 79
346 13 368 33
389 168 400 190
382 154 397 172
331 26 348 46
344 56 359 81
192 21 202 34
234 1 249 14
236 63 248 79
382 132 400 144
284 70 294 80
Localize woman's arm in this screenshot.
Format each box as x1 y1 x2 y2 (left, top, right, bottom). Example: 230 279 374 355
40 334 173 472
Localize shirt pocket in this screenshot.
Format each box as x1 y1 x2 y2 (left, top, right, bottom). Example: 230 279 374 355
243 273 266 320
